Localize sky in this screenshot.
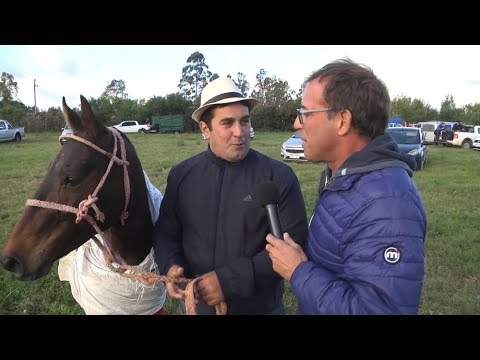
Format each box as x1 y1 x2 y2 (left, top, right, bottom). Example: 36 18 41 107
1 45 480 112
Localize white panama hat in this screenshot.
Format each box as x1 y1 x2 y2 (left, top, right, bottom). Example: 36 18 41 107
191 77 258 123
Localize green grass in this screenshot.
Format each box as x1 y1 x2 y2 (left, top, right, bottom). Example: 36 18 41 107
0 132 479 314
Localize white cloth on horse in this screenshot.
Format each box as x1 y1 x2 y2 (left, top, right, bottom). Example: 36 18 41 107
58 171 166 315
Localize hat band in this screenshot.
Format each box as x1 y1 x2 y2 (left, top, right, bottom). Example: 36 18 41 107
204 92 245 106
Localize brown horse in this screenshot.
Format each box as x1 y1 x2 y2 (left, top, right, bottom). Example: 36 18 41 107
0 95 166 314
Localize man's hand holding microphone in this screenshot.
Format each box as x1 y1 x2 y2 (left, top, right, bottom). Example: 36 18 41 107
257 181 308 281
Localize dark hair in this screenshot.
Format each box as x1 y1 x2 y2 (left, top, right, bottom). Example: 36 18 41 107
304 58 390 139
200 100 251 129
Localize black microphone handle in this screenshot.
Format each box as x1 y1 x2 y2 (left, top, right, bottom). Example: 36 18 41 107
265 204 283 239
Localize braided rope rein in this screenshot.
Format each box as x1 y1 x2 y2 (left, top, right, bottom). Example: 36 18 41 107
116 262 227 315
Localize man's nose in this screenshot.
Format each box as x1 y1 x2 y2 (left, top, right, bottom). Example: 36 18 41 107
232 122 243 136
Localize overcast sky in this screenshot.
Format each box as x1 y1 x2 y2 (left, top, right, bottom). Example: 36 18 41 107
1 45 479 111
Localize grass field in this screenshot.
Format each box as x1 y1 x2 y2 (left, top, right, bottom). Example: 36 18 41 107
0 132 479 315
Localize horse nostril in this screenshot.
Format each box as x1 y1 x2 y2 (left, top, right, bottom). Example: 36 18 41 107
1 255 23 275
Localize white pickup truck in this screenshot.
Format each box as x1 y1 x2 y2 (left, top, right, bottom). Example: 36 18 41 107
112 120 150 134
0 119 25 142
446 125 480 149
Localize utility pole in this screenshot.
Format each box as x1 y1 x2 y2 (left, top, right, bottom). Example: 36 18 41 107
34 79 38 115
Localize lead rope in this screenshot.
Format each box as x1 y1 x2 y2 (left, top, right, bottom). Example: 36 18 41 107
116 261 227 315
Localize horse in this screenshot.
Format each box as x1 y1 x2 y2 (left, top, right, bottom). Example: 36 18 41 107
0 95 166 315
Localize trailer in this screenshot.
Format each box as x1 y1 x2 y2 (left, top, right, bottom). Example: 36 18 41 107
150 114 184 133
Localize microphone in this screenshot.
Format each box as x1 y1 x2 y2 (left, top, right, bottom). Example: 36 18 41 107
256 181 283 239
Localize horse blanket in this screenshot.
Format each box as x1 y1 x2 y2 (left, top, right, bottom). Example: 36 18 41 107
58 171 166 315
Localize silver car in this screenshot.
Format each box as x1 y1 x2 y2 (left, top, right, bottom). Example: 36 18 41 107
472 138 480 150
249 126 255 139
280 131 307 162
60 123 73 145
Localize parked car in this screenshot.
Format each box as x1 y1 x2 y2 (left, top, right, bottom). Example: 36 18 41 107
388 117 404 127
249 126 255 139
385 126 428 171
446 124 480 149
60 123 74 145
280 130 307 162
112 120 150 134
0 119 25 142
472 138 480 150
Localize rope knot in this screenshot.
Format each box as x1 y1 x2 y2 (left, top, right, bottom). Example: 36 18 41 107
113 156 130 166
76 195 98 223
76 200 89 223
91 203 105 222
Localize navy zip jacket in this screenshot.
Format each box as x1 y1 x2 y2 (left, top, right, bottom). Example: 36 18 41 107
153 146 308 314
292 133 427 314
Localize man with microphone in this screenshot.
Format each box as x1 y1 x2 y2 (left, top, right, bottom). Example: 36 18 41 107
153 77 308 315
265 59 427 315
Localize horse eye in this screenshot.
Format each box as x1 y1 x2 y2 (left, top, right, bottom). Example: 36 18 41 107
63 176 73 184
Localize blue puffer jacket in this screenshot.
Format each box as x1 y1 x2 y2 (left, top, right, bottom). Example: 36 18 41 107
291 133 427 314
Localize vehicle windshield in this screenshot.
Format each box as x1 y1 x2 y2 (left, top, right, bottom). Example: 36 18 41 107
387 129 420 145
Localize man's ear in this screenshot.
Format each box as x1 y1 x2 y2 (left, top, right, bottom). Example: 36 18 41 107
199 121 210 139
337 110 353 136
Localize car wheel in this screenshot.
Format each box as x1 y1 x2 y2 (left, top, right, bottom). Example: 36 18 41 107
14 133 21 141
419 157 425 170
462 140 472 149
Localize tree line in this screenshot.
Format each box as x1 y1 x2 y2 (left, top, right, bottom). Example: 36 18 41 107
1 52 480 134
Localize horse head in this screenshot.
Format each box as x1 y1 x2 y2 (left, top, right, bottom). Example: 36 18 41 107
0 95 153 280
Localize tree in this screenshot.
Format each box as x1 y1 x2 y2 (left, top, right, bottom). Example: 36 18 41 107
263 76 295 106
439 95 460 121
102 79 128 99
391 96 439 123
251 69 268 104
460 103 480 125
87 97 112 125
0 100 27 124
144 93 191 118
177 51 213 101
232 72 250 97
249 69 299 130
252 69 294 107
112 98 142 121
0 72 19 102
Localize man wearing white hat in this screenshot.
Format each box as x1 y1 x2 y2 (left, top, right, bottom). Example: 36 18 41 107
153 76 308 314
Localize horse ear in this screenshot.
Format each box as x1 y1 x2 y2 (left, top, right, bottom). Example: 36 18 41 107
80 95 107 139
62 97 83 133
